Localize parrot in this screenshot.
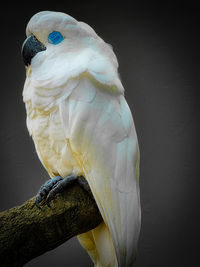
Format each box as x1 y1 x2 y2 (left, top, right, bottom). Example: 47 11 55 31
21 11 141 267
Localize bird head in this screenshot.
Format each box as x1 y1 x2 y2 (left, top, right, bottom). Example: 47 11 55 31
22 11 103 66
22 11 123 92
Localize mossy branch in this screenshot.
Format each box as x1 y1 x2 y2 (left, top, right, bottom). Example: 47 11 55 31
0 181 103 267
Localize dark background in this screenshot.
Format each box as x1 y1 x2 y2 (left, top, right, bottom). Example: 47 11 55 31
0 2 199 267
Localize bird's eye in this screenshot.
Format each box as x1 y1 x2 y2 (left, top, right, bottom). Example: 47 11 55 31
48 31 64 45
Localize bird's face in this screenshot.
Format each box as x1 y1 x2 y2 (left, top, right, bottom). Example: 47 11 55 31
22 11 122 93
21 11 106 89
22 11 101 68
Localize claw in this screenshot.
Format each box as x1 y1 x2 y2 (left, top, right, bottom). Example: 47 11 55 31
35 175 93 208
35 176 62 208
45 175 77 205
35 196 42 209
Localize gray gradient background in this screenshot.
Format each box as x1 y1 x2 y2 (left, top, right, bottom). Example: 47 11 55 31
0 2 199 267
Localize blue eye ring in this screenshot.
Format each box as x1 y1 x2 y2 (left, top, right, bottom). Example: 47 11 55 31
48 31 64 45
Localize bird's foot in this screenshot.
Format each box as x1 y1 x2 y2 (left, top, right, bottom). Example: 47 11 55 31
35 175 93 208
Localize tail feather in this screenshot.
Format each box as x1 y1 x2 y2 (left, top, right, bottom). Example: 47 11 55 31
77 222 117 267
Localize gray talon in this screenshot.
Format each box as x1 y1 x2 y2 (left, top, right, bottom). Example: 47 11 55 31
35 175 93 208
35 176 62 207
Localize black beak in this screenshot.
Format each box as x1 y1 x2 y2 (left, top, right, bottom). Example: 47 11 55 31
22 34 46 66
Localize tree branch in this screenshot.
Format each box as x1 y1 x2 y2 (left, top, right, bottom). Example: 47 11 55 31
0 180 103 267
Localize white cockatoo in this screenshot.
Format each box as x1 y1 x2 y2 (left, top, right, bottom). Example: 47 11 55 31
22 11 141 267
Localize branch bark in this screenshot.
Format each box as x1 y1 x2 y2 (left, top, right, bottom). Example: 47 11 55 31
0 180 103 267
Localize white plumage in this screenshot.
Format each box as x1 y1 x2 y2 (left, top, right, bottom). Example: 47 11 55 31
23 11 141 267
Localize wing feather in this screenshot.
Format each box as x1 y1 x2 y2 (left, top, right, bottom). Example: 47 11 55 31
59 75 141 266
